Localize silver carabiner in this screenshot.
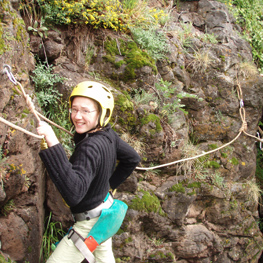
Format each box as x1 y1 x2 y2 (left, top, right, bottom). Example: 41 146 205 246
240 99 244 108
3 64 17 85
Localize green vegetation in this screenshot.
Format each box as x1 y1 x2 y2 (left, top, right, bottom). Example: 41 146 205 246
129 190 165 215
141 114 162 133
169 183 185 193
1 199 16 216
204 160 221 169
31 61 63 115
31 61 73 155
130 26 169 60
115 94 134 113
256 146 263 183
104 38 157 81
0 254 18 263
21 0 167 32
40 212 66 262
220 0 263 73
229 157 239 165
155 78 201 117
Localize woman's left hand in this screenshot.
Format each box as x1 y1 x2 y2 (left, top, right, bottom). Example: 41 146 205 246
37 121 59 148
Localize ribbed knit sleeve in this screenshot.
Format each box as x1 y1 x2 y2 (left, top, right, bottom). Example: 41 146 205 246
109 132 141 189
39 126 141 213
39 142 99 208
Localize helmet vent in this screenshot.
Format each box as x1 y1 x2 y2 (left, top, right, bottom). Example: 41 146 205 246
102 87 110 93
87 85 93 88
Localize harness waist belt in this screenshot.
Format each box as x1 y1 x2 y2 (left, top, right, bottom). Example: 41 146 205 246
73 194 114 221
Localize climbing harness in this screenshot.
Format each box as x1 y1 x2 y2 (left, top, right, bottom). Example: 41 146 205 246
73 192 114 221
66 193 128 263
68 228 96 263
1 64 263 169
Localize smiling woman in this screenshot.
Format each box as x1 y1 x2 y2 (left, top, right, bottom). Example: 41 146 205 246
36 80 141 263
70 97 100 134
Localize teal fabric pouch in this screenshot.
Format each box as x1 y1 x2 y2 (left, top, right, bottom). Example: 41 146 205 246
87 199 128 244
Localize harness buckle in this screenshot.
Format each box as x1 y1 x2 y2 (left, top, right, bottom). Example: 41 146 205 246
67 228 75 240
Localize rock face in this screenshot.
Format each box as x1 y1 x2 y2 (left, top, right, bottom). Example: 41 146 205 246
0 1 45 262
0 0 263 262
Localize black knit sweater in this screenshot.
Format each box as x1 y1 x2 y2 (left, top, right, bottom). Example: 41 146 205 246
39 125 141 214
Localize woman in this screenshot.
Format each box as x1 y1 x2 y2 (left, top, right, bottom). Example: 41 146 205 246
37 81 141 263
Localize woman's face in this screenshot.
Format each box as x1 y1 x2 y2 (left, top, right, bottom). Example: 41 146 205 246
71 97 100 134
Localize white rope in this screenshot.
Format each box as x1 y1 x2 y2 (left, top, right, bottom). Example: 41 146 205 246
2 65 73 138
136 131 242 170
1 65 262 171
0 116 44 139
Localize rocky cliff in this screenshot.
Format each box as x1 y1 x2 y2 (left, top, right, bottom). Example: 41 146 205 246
1 0 263 262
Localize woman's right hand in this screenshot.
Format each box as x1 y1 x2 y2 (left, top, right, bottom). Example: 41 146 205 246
37 121 59 148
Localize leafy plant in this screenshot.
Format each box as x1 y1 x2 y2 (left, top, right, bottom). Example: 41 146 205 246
27 19 48 38
31 61 64 118
221 0 263 73
40 212 66 262
133 89 157 105
0 254 17 263
198 33 218 44
130 26 169 60
31 61 74 153
1 199 16 216
177 22 194 48
155 78 199 116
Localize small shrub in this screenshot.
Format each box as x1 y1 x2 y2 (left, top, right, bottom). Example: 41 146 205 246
155 78 200 117
187 48 213 73
130 26 169 60
222 0 263 72
31 61 63 117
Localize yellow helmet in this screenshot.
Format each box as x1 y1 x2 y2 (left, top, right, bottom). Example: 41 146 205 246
69 81 114 127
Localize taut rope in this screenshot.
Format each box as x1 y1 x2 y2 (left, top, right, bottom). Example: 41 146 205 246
1 65 262 170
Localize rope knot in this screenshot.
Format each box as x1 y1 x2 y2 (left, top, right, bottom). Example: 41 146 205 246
25 94 35 113
240 121 247 132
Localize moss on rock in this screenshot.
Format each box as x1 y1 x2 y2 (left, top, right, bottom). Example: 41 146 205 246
104 38 157 81
129 190 164 215
141 114 162 133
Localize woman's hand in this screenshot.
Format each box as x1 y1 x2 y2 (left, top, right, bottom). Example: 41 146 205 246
37 121 59 148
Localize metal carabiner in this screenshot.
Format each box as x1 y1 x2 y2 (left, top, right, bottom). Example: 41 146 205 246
240 99 244 108
3 64 17 85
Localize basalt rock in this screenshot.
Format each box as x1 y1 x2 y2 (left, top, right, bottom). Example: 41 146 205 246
1 0 263 262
